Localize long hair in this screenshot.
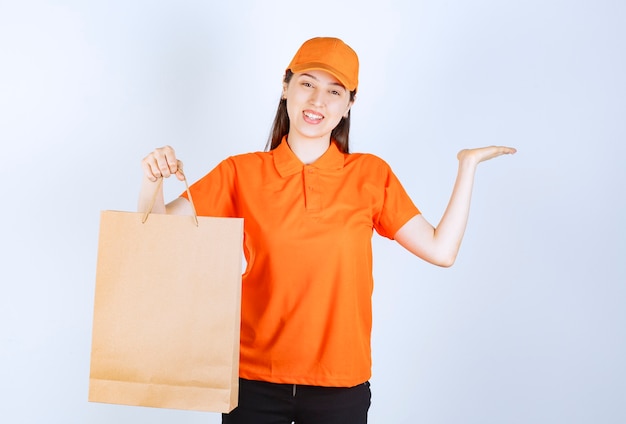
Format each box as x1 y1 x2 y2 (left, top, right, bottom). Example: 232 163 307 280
265 70 357 153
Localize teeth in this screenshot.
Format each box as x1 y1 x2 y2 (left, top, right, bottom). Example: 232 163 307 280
304 111 323 120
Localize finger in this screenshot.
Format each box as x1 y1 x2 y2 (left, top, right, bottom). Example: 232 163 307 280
141 154 162 181
150 145 176 178
162 147 180 176
174 160 186 181
488 146 517 159
153 148 172 178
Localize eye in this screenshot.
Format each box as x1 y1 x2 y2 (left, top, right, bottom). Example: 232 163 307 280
302 81 313 88
330 89 342 96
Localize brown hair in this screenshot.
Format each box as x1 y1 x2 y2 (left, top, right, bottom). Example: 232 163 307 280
265 70 357 153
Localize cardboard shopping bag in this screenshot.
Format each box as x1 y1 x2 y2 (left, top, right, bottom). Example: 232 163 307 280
89 177 243 413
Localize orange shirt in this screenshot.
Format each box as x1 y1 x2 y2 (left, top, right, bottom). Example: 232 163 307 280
183 138 420 387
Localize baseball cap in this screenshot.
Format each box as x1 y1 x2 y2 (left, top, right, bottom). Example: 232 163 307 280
286 37 359 92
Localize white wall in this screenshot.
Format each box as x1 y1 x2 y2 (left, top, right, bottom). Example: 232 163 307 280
1 0 624 423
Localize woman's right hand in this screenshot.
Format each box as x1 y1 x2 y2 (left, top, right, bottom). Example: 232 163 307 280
141 145 185 182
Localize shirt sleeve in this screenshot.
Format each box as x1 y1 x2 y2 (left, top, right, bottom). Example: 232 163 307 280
374 161 421 240
180 157 238 217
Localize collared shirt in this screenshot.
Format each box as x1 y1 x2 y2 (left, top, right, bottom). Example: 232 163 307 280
184 138 420 387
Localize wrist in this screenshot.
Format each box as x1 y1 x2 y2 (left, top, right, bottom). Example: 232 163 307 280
457 151 479 170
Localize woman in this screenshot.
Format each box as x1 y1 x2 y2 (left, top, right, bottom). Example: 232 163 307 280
139 37 516 424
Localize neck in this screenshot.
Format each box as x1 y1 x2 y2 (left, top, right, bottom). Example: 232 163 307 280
286 134 331 165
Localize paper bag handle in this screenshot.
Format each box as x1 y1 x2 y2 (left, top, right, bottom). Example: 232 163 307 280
142 173 199 227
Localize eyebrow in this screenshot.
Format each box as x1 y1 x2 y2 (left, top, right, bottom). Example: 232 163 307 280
300 73 346 89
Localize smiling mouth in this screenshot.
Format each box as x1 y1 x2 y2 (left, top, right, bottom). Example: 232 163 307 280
303 111 323 122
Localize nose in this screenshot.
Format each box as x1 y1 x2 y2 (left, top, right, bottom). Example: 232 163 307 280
309 88 324 106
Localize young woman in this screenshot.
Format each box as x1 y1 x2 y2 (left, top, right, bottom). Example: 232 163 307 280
139 37 516 424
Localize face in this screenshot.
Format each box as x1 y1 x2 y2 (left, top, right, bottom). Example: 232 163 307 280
282 69 353 143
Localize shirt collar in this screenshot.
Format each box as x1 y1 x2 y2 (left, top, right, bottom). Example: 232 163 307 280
273 136 345 177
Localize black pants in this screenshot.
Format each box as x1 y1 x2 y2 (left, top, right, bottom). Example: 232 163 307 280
222 378 371 424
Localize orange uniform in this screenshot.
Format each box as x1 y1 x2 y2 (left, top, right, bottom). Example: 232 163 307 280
183 138 420 387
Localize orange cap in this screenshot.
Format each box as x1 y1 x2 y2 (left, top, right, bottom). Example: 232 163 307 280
287 37 359 92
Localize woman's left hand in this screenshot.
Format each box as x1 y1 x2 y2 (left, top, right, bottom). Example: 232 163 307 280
457 146 517 166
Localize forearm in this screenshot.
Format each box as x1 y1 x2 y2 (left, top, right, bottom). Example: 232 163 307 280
138 176 165 213
432 158 478 264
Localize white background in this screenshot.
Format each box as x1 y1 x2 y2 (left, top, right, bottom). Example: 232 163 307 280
1 0 624 423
